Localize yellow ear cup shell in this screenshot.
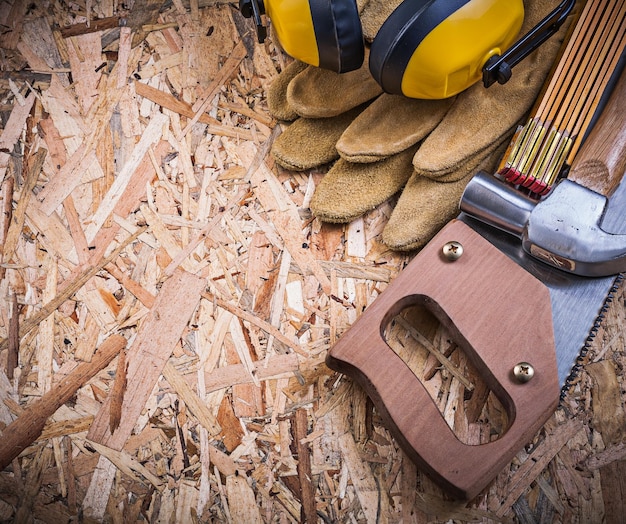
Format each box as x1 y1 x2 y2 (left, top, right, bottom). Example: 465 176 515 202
370 0 524 99
266 0 320 67
404 0 524 98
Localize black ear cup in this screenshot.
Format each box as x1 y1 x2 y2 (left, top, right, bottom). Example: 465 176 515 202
309 0 365 73
369 0 472 96
240 0 364 73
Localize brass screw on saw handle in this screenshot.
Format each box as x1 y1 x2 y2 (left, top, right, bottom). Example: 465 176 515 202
442 241 464 261
513 362 535 383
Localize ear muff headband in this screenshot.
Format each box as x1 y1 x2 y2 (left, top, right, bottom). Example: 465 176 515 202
266 0 364 73
370 0 524 99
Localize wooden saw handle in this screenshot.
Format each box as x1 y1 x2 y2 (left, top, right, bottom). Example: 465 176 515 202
326 220 560 500
568 65 626 196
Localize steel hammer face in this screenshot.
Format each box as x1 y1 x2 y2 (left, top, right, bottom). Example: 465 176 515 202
460 172 626 277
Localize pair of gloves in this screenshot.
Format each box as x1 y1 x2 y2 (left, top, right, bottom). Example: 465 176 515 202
267 0 569 251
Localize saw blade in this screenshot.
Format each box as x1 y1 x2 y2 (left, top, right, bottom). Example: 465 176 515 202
459 213 622 391
459 36 626 391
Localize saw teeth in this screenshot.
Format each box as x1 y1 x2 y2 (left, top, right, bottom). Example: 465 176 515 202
560 274 624 401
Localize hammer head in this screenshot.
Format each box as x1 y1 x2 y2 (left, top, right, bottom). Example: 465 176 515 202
460 172 626 277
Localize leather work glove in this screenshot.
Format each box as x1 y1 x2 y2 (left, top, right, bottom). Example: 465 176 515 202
267 0 395 171
268 56 383 170
268 0 570 251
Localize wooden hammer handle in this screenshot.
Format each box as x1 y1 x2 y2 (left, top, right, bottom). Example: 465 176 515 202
0 334 126 471
568 65 626 197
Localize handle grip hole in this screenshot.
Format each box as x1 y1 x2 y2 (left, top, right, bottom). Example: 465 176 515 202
382 302 510 445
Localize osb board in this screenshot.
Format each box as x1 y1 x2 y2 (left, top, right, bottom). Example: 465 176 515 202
0 0 624 522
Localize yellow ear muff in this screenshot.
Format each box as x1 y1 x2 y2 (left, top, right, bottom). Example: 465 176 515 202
369 0 524 99
265 0 364 73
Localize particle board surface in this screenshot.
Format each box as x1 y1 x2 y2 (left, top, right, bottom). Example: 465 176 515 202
0 1 625 523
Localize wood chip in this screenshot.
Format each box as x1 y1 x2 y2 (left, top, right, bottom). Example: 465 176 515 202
162 361 221 435
600 460 626 524
0 92 35 184
0 335 126 470
496 420 585 517
86 269 206 449
587 360 626 445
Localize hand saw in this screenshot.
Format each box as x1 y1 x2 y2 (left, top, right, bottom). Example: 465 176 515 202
326 2 626 500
